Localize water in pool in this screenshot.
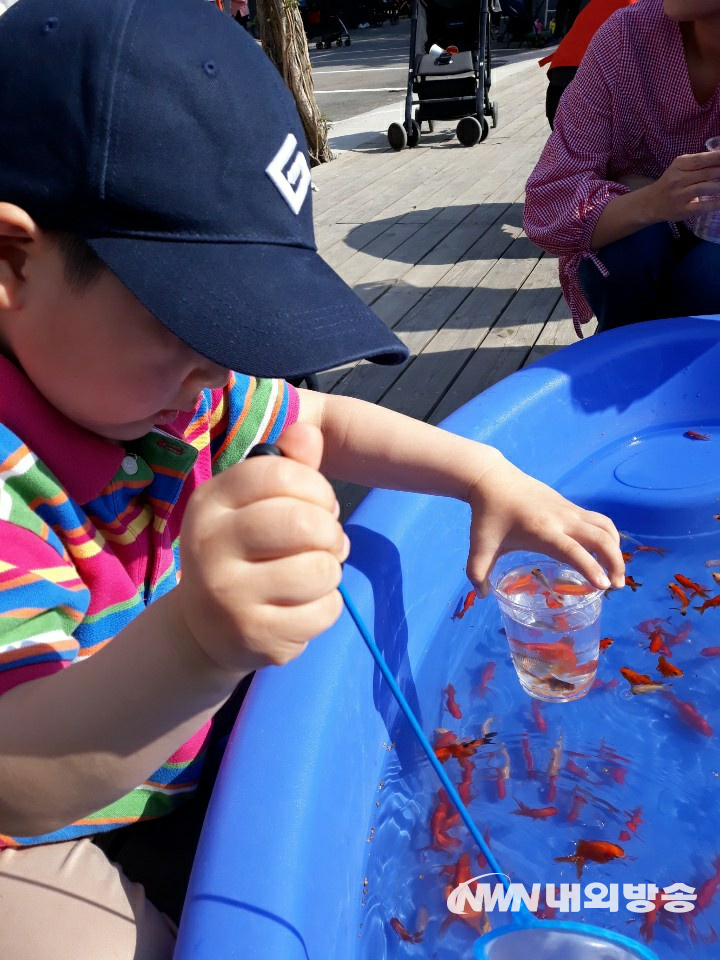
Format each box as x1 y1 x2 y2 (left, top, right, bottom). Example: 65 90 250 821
358 531 720 958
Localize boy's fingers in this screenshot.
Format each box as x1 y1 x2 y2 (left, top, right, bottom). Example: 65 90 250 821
232 499 348 561
213 450 337 514
245 551 344 605
275 421 324 472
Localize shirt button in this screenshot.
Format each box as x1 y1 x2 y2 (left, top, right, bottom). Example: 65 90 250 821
122 455 139 476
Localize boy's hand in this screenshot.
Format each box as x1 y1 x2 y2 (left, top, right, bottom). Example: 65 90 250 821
466 456 624 597
174 422 348 674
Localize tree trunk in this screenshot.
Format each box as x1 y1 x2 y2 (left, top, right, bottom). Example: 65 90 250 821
255 0 333 165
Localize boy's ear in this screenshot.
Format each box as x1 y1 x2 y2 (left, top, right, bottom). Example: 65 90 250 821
0 204 39 310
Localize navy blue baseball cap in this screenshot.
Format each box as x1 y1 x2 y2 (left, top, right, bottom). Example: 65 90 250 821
0 0 409 379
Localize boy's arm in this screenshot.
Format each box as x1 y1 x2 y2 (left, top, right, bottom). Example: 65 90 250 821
0 425 346 837
297 390 625 592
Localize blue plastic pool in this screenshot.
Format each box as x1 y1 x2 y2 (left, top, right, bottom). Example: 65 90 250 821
175 316 720 959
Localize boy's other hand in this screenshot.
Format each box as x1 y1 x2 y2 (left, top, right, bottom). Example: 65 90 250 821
465 456 625 597
175 422 348 674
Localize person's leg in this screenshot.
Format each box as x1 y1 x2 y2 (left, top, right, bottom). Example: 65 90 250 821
667 233 720 317
578 223 687 333
0 838 177 960
546 66 577 129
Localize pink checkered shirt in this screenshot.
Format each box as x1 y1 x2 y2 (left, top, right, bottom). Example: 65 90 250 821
524 0 720 334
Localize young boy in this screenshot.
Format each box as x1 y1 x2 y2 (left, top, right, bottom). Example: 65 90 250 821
0 0 625 956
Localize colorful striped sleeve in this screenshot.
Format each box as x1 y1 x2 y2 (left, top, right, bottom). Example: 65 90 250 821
206 375 299 475
0 439 88 693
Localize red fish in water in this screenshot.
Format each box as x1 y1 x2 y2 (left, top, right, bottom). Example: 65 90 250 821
669 582 691 614
618 830 631 842
433 728 459 764
622 550 634 562
520 733 534 775
474 662 495 698
620 667 653 687
625 575 643 591
637 617 671 635
552 581 596 597
512 797 558 819
434 729 495 764
502 572 540 595
624 807 643 835
657 655 683 678
495 747 510 800
567 791 587 823
675 573 711 598
452 589 476 621
441 853 491 936
695 595 720 614
542 590 564 609
531 699 547 733
619 532 667 555
430 790 461 850
665 692 713 737
695 856 720 912
444 684 463 719
566 758 589 780
555 840 625 878
639 888 665 943
701 647 720 657
665 623 692 647
390 916 425 944
599 637 614 653
648 629 672 657
458 757 475 806
509 636 577 670
685 430 710 440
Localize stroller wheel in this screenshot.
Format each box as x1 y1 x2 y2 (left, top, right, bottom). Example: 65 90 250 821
387 122 407 151
407 118 421 148
344 37 351 45
491 101 499 128
456 116 482 147
323 40 332 48
316 40 323 48
336 39 342 46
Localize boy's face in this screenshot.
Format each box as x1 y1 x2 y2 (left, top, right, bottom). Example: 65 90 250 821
0 217 231 443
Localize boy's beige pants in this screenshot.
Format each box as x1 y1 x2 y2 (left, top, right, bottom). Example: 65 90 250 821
0 838 177 959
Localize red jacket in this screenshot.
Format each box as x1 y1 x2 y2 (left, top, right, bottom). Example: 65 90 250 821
539 0 636 71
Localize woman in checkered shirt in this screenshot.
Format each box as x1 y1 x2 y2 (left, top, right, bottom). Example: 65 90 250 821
523 0 720 335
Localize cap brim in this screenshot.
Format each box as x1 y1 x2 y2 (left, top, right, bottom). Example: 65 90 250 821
87 237 409 379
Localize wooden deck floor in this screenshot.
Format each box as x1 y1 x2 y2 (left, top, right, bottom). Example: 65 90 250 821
311 61 596 515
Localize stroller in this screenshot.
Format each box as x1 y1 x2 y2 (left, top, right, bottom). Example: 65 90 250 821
387 0 497 149
303 0 351 47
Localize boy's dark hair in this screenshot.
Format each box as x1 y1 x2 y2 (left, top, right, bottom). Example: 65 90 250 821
47 231 106 292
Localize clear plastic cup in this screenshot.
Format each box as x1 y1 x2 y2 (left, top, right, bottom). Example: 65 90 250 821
489 552 604 703
693 136 720 243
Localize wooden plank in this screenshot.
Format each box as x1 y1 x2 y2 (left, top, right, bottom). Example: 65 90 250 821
429 254 562 424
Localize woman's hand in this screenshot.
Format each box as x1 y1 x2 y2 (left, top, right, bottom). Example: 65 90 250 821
644 151 720 223
465 455 625 597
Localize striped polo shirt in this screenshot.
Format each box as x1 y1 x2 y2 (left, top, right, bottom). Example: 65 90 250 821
0 356 298 847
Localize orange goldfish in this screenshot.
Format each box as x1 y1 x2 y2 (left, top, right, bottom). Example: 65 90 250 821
452 589 476 620
625 575 643 591
555 839 625 878
669 582 691 614
389 917 425 944
665 692 713 737
620 667 653 686
619 532 666 556
637 617 671 635
675 573 711 598
685 430 710 440
657 655 683 678
509 636 577 669
648 629 671 657
512 797 558 819
441 853 491 936
502 572 540 595
531 699 547 733
474 662 495 698
600 637 614 653
444 684 462 720
695 595 720 614
701 647 720 657
567 791 587 823
553 581 596 597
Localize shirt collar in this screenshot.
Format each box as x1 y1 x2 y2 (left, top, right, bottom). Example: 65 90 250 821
0 355 125 504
